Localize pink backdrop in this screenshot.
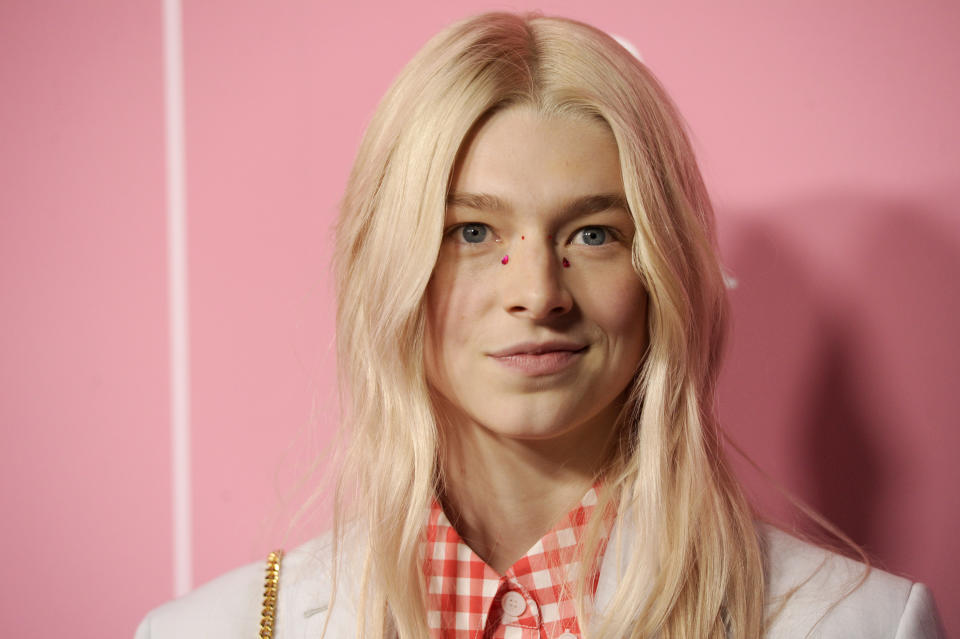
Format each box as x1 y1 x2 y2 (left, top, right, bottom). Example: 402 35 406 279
1 1 957 636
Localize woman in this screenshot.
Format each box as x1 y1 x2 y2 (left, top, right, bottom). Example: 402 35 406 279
137 12 945 639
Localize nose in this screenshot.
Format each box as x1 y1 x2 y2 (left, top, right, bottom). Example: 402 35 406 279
500 240 573 320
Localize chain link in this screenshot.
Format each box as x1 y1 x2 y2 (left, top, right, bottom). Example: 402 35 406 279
259 549 284 638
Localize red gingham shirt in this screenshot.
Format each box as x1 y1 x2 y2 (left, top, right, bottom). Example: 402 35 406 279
422 485 612 639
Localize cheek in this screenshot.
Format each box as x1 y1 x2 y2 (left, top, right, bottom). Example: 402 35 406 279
581 274 649 349
615 284 649 334
423 280 454 390
423 257 496 376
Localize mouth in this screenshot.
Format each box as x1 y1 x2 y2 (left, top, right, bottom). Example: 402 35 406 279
488 341 589 376
489 340 588 357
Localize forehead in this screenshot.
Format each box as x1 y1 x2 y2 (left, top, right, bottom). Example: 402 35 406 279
449 105 624 209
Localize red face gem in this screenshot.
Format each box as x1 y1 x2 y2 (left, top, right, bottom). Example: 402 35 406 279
501 254 509 265
562 257 570 268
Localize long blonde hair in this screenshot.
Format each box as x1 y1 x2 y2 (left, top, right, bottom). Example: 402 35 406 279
332 11 765 638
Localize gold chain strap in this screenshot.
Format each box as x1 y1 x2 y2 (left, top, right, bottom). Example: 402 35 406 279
259 549 284 639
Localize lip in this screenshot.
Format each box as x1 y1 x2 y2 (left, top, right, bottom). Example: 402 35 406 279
489 340 588 357
488 341 589 376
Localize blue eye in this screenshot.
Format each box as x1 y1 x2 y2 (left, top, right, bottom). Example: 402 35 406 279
460 224 488 243
578 227 607 246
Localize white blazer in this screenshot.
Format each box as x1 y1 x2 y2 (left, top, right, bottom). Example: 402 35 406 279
135 522 946 638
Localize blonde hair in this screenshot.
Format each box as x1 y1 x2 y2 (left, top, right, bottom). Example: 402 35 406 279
332 11 768 638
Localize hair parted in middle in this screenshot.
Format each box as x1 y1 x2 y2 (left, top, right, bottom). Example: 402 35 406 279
332 11 765 639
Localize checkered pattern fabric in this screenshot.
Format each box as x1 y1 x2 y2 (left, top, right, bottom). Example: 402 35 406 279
422 485 612 639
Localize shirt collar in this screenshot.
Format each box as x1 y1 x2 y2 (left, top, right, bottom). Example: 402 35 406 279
422 483 615 637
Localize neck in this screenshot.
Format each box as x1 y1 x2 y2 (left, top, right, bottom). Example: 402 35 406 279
438 407 618 574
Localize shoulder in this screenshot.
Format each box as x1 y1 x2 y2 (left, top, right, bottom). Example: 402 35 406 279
134 530 364 639
759 523 946 638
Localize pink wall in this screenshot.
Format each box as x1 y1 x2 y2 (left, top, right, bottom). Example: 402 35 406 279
0 1 171 636
1 1 956 636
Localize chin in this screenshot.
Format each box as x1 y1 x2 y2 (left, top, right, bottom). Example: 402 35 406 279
471 404 590 441
482 421 570 441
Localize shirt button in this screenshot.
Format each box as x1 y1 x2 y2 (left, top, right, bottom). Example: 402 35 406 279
501 590 527 616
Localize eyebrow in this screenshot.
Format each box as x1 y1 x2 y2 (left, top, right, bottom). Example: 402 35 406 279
446 192 630 218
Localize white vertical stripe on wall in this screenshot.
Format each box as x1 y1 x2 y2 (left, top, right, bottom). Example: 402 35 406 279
163 0 192 597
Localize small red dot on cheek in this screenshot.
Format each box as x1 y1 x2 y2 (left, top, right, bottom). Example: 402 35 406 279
501 254 509 265
521 235 524 240
562 257 570 268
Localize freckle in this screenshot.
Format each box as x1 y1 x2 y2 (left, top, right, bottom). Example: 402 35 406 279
501 254 509 265
562 257 570 268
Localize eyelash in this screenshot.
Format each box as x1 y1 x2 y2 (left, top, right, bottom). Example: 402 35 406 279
446 223 622 246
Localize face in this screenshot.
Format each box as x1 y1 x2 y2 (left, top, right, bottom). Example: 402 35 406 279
424 105 649 442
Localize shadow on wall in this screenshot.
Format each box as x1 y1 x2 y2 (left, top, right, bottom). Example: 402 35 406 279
799 317 882 551
716 189 960 616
